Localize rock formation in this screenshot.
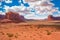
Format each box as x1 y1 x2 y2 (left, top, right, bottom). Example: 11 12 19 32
48 15 60 20
0 12 25 23
5 11 25 23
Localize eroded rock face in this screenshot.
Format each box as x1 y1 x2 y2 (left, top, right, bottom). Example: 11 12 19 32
48 15 60 20
5 12 25 23
48 15 53 20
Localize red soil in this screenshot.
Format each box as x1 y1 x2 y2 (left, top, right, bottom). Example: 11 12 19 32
0 23 60 40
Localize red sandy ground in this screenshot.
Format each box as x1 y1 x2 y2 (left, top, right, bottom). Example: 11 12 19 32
0 21 60 40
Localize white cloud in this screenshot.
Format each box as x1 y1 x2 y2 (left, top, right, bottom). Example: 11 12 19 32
24 14 47 19
4 0 12 3
0 11 5 15
4 4 27 12
1 0 60 19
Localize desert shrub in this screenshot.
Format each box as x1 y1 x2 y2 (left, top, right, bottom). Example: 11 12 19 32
15 35 18 38
7 33 14 37
45 30 51 35
0 32 4 35
15 33 19 38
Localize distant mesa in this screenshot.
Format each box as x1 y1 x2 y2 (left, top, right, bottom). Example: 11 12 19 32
6 11 25 22
48 15 60 20
0 11 25 23
0 12 60 23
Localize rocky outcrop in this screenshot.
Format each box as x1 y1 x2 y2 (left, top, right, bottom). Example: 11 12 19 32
48 15 60 20
0 12 25 23
48 15 53 20
5 12 25 23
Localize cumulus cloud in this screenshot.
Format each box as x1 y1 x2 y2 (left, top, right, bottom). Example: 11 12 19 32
0 11 5 15
1 0 60 19
4 0 12 3
0 0 12 3
4 5 25 12
4 4 31 16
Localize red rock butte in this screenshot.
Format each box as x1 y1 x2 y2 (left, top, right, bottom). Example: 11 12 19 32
48 15 60 20
6 12 25 22
0 11 25 23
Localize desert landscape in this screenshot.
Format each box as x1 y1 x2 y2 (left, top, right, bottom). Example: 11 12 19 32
0 0 60 40
0 20 60 40
0 12 60 40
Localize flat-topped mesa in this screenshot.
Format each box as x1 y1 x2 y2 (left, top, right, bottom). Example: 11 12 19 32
48 15 60 20
5 11 25 22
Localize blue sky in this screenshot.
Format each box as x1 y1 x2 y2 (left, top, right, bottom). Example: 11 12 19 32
51 0 60 10
51 0 60 17
0 0 60 19
1 0 60 11
0 0 29 12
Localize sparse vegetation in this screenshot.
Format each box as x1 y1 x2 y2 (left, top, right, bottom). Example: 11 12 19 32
0 32 4 35
15 35 18 38
45 30 52 35
15 33 19 38
7 33 14 37
0 20 60 40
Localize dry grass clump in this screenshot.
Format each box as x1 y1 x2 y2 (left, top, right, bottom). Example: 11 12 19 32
0 32 4 35
7 33 14 37
45 30 52 35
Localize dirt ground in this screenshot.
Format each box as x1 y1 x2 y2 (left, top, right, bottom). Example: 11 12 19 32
0 21 60 40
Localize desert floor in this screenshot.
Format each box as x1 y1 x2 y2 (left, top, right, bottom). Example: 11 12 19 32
0 21 60 40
